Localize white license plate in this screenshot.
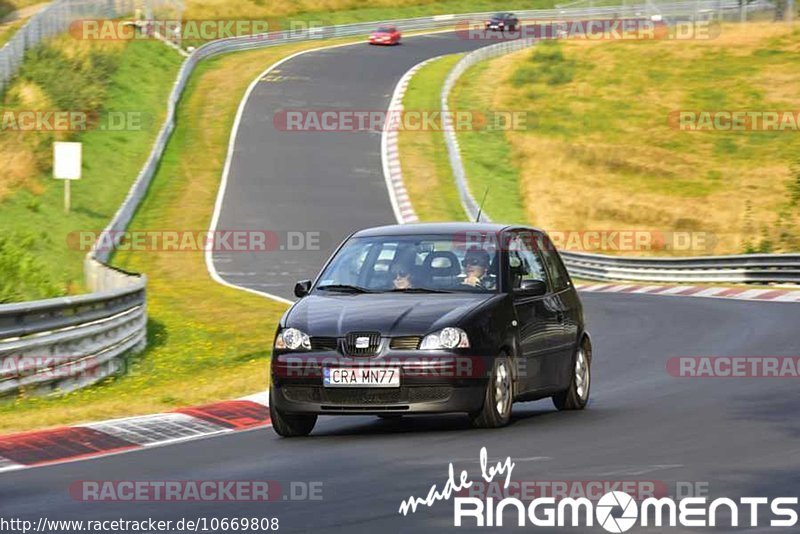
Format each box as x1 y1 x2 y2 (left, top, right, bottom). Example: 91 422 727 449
323 367 400 388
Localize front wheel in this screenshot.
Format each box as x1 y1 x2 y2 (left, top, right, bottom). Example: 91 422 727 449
552 338 591 410
270 389 317 437
470 355 513 428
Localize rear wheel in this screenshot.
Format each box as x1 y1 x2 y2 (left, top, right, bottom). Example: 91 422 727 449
270 389 317 437
552 338 591 411
470 355 513 428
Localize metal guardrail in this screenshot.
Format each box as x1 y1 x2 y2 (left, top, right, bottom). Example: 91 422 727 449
559 251 800 283
0 1 788 400
439 2 800 285
0 261 146 398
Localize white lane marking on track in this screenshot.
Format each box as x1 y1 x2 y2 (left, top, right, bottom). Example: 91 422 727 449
693 287 726 297
380 56 446 224
206 30 461 300
659 286 696 295
0 458 22 473
206 40 369 305
735 289 771 299
85 413 228 446
632 285 663 293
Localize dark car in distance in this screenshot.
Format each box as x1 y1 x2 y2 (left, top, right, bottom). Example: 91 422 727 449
485 12 520 32
269 223 591 437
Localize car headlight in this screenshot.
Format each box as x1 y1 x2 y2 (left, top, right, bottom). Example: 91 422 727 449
274 328 311 351
420 327 470 350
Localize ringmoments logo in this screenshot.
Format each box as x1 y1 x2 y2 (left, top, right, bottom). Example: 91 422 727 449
398 448 800 531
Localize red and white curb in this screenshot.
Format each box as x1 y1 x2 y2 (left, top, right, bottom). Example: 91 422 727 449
382 57 446 225
576 283 800 303
0 393 270 473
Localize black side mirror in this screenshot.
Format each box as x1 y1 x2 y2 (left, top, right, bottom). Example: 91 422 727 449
294 280 312 298
518 279 547 296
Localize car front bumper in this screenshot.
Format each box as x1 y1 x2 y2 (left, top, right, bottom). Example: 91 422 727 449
271 352 491 415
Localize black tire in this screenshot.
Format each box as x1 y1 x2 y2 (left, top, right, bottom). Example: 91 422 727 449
552 337 592 411
269 389 317 437
470 355 513 428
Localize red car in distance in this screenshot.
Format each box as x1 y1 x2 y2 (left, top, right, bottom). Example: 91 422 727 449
368 25 401 45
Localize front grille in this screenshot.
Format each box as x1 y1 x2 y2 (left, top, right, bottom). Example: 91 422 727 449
408 386 451 403
282 385 453 406
310 337 338 352
390 336 421 350
343 332 382 356
323 388 402 405
282 386 322 403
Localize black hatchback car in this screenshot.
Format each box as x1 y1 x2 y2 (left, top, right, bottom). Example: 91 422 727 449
485 12 520 32
269 223 591 436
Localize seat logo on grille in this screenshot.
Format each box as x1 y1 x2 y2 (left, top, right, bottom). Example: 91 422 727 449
355 336 370 349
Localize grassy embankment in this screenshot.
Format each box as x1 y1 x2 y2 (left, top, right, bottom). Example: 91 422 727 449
1 0 560 301
0 38 371 433
0 37 181 301
400 22 800 255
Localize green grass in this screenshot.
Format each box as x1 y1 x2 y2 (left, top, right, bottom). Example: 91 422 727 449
399 54 467 222
185 0 557 23
0 39 367 434
431 23 800 255
449 59 528 224
0 39 182 300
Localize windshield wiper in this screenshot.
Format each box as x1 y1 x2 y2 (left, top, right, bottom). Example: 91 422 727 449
387 287 455 294
316 284 372 293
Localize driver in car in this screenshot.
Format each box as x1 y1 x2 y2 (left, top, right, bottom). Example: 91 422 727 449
391 265 413 289
460 248 496 289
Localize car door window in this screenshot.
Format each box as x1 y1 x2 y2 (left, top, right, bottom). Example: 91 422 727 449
507 233 547 290
538 235 570 292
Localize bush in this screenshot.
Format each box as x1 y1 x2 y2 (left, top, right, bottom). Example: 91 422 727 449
0 232 64 303
14 45 119 113
511 42 575 87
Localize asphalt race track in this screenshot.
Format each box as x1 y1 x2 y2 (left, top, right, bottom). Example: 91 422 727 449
2 30 799 533
211 30 500 299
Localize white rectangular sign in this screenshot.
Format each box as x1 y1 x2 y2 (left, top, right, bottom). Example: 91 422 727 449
53 142 82 180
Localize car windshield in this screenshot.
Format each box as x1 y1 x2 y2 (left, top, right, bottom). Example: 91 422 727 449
315 234 500 293
376 26 394 33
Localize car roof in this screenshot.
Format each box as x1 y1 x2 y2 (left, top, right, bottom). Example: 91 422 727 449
351 222 545 238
